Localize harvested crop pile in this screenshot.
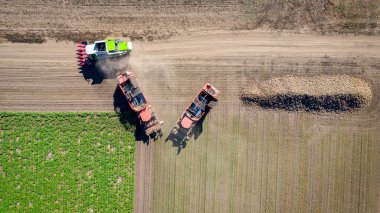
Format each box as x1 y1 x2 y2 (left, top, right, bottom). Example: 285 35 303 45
241 75 373 112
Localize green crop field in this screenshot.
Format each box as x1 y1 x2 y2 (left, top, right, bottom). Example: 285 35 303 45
0 113 135 212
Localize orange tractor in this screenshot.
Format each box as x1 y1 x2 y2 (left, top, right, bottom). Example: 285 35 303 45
117 70 163 140
169 83 220 143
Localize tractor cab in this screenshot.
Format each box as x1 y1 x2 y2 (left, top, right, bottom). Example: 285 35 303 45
94 42 106 52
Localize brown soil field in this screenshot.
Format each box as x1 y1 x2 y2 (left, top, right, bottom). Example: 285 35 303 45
1 31 380 212
1 0 379 43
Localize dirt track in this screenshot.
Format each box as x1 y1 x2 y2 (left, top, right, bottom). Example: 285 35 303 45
1 0 379 43
1 31 380 212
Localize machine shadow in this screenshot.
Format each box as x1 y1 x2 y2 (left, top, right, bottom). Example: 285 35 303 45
79 64 106 85
165 109 210 155
78 54 130 85
113 86 150 144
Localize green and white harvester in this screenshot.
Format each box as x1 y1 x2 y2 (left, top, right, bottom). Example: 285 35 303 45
76 39 133 66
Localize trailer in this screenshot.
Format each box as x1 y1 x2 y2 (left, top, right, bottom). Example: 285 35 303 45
117 70 163 140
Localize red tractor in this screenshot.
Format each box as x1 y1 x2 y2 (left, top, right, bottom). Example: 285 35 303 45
168 83 220 146
117 70 163 140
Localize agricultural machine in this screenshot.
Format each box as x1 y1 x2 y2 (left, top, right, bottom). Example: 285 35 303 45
167 83 220 147
76 39 132 66
117 70 163 140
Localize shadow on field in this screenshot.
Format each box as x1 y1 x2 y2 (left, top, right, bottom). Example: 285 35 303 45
240 94 367 112
79 64 106 85
165 109 209 155
113 86 150 143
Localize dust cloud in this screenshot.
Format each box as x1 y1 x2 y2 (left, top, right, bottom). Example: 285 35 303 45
95 54 131 78
127 43 174 88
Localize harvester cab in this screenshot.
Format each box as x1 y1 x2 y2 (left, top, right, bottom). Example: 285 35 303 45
77 39 132 66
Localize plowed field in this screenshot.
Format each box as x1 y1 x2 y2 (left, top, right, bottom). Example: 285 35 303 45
1 32 380 212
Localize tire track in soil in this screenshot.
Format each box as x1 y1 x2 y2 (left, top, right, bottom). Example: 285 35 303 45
62 0 76 31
